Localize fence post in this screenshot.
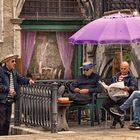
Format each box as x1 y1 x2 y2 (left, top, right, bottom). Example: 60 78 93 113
14 87 21 126
51 82 58 133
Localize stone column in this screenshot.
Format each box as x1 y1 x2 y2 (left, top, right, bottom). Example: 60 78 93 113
12 0 25 56
11 19 23 57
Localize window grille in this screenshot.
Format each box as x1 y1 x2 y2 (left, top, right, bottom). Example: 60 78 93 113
20 0 83 19
103 0 140 13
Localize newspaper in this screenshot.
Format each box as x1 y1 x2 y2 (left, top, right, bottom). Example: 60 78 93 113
99 81 129 101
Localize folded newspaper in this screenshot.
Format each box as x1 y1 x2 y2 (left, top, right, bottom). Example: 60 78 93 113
99 81 129 101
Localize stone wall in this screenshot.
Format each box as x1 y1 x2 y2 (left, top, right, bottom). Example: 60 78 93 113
0 0 14 61
0 0 21 62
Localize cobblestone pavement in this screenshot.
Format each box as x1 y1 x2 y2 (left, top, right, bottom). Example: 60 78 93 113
0 121 140 140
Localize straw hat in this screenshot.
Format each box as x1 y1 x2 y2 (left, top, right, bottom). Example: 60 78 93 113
80 61 94 69
1 54 19 63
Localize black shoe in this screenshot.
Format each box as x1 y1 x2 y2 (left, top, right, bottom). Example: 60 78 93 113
119 117 125 128
129 122 136 127
110 106 125 116
110 121 117 129
129 122 140 130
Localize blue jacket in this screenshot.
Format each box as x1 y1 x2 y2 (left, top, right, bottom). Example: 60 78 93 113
0 66 29 104
111 72 138 95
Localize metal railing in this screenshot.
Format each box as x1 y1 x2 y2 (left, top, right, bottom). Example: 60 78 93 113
14 80 74 133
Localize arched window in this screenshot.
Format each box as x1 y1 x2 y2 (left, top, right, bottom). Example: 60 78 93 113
19 0 83 20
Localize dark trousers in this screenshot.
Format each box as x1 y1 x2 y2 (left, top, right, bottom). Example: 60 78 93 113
102 97 126 122
63 92 92 105
0 103 12 136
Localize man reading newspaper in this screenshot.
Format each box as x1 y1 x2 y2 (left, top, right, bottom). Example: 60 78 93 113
101 61 137 129
99 81 129 102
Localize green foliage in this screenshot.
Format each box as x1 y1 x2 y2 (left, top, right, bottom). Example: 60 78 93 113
123 52 131 64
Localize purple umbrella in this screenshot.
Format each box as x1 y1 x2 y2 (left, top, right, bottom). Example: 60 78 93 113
69 13 140 45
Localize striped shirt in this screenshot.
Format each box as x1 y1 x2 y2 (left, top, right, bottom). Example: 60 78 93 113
119 74 128 82
9 72 14 91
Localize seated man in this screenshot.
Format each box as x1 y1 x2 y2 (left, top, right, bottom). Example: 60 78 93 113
102 61 138 129
63 61 101 105
110 90 140 130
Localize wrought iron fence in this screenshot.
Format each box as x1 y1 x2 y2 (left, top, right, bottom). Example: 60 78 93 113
20 84 51 126
14 80 74 133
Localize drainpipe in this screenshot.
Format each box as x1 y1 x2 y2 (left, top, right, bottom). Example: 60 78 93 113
0 0 4 42
13 26 16 54
12 0 22 126
13 1 16 53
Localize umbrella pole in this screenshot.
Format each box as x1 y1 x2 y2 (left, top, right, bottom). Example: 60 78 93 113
120 45 123 62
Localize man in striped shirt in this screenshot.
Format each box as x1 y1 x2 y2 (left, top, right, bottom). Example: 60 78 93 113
0 54 34 136
102 61 137 129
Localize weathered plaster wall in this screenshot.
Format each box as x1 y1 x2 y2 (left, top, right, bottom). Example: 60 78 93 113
0 0 23 62
29 32 64 80
0 0 14 61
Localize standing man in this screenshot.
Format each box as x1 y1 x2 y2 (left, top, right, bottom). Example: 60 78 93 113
102 61 137 129
0 54 34 136
63 61 101 105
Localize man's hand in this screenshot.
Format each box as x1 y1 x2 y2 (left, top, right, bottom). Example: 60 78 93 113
9 89 16 97
74 88 80 93
122 86 129 92
29 79 34 85
79 89 89 94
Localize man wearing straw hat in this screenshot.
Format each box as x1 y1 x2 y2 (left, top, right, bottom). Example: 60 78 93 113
0 54 34 136
63 61 101 105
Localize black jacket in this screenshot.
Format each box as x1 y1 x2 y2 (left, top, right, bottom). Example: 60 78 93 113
0 66 29 104
70 72 101 94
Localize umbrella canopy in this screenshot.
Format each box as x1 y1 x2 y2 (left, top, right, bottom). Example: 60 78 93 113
69 13 140 44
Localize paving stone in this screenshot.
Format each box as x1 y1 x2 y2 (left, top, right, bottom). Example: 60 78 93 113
1 121 140 140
